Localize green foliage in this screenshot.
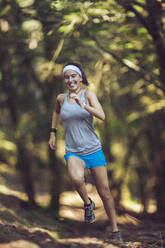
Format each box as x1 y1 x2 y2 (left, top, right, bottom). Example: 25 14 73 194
0 0 165 214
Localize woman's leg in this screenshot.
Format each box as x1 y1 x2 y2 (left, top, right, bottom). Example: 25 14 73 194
90 166 118 232
67 156 90 205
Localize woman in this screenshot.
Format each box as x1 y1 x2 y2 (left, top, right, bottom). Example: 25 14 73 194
48 62 122 242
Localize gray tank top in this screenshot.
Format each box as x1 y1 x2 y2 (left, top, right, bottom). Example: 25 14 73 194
60 89 102 155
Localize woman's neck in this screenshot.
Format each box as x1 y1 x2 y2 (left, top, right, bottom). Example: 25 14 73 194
69 87 82 95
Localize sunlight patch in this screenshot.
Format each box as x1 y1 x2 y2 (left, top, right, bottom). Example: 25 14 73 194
0 240 40 248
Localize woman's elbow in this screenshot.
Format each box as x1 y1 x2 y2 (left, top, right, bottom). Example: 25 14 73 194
102 115 105 121
100 113 105 121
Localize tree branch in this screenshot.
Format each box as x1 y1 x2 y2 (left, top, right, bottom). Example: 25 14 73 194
90 34 165 93
131 0 146 9
115 0 151 33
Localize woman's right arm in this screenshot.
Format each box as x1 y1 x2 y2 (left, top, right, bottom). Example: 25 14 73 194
48 94 64 150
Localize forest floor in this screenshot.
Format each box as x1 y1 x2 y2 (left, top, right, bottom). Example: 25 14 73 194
0 163 165 248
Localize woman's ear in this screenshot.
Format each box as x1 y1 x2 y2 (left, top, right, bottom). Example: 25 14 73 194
80 76 83 82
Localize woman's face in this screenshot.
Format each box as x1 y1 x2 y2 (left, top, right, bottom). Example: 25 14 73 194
64 69 82 92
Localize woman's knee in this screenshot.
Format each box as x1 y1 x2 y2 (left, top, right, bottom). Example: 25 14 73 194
69 170 84 187
67 156 85 186
98 186 113 201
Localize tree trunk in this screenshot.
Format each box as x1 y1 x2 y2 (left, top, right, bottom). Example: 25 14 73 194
47 148 63 214
1 36 36 207
155 161 165 215
146 0 165 88
16 140 37 207
145 114 165 216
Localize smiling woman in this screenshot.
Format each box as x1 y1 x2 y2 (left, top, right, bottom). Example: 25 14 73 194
48 62 123 242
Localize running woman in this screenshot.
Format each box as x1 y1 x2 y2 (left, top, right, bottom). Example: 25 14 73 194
48 62 122 242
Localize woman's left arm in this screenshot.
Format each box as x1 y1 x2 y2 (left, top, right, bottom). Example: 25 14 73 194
84 90 105 121
70 90 105 121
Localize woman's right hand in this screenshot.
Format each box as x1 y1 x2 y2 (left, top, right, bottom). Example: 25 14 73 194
48 133 56 150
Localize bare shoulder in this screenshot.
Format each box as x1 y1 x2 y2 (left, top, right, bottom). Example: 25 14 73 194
85 89 102 108
57 93 65 104
85 90 97 99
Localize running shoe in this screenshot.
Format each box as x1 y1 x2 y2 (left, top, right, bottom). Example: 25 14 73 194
111 230 123 243
84 198 96 223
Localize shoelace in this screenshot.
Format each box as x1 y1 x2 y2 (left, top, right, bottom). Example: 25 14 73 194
85 206 93 216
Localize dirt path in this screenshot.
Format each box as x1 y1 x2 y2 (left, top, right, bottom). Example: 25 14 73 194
0 165 164 248
0 189 165 248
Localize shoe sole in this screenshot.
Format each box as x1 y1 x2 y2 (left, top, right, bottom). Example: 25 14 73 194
85 215 96 224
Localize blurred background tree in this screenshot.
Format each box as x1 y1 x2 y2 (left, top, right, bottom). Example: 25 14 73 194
0 0 165 218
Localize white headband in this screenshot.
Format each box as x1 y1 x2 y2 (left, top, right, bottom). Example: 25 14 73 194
63 65 82 77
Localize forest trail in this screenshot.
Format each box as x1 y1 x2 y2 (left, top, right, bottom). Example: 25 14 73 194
0 186 165 248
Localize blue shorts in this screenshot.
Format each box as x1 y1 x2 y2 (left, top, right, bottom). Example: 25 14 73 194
64 149 107 169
